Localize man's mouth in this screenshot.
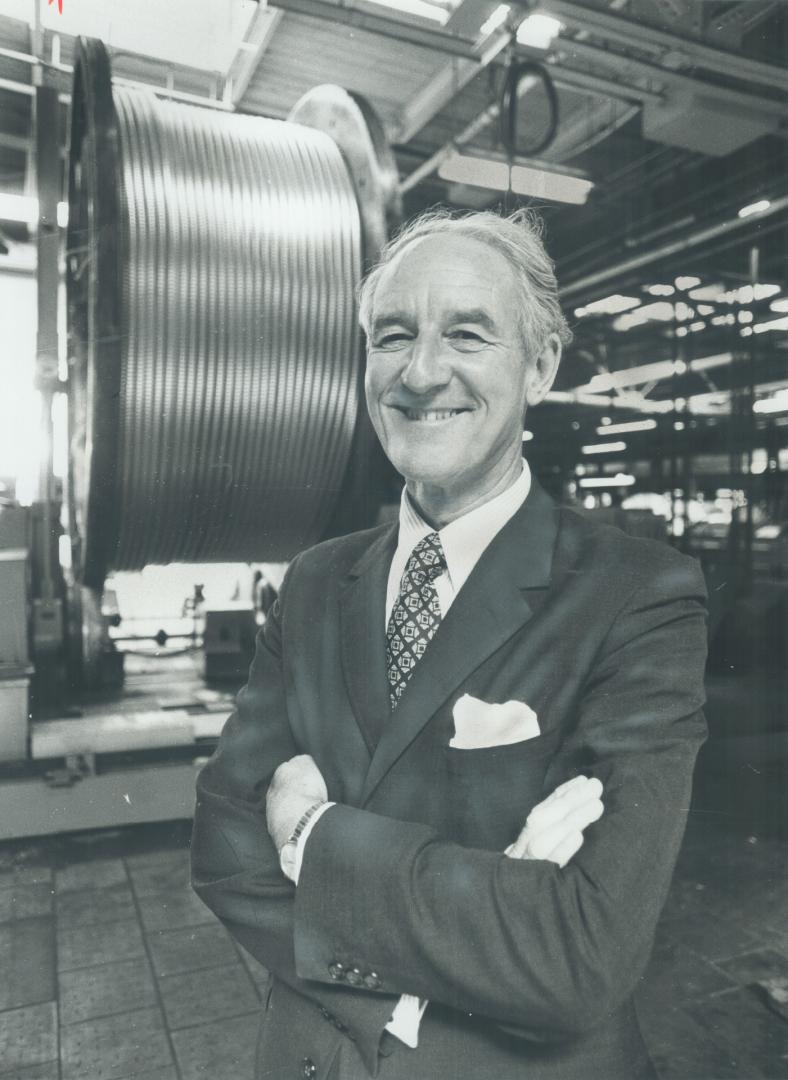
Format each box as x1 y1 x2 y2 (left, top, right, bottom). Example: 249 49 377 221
391 407 471 422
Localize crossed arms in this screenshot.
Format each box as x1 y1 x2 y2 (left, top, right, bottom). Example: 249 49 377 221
190 548 708 1072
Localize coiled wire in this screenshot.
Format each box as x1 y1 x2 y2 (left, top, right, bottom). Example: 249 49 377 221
102 87 362 569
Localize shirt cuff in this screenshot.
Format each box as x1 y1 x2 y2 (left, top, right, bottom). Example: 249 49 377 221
385 995 429 1048
292 802 335 885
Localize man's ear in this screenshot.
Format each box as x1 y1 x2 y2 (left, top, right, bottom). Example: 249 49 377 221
525 333 562 407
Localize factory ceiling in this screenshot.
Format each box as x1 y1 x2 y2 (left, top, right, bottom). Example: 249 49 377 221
0 0 785 466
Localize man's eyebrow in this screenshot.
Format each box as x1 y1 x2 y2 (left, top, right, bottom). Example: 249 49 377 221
370 309 500 333
445 309 498 332
370 312 414 333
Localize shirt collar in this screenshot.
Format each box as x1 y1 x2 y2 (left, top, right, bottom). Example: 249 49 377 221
396 461 531 594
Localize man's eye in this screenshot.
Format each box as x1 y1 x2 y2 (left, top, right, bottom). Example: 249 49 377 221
450 330 486 345
375 332 410 347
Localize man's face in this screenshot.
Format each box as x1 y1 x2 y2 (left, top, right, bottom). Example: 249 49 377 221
365 233 554 503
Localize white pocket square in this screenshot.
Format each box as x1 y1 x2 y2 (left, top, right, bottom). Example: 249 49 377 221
449 694 540 750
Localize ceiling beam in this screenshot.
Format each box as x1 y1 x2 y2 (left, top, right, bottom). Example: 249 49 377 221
546 61 662 104
225 3 283 107
554 37 787 122
392 22 511 144
536 0 788 95
392 25 662 149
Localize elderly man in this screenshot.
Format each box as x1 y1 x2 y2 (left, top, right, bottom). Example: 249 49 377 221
191 209 707 1080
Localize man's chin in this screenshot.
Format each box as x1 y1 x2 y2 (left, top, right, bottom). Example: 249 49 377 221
396 459 471 494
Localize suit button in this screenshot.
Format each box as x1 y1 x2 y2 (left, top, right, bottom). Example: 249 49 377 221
328 962 344 980
363 971 381 990
346 967 363 986
301 1057 317 1079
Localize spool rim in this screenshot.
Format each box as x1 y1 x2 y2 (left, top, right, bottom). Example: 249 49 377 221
66 37 124 590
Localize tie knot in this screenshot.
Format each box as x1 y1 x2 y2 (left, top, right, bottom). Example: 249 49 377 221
403 531 446 590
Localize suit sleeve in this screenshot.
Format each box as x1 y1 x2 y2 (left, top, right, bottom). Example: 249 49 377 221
292 553 708 1040
189 557 396 1073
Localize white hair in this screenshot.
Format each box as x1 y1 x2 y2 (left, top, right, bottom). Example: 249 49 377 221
358 207 573 355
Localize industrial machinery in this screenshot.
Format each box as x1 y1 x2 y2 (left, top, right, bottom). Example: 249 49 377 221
0 37 400 839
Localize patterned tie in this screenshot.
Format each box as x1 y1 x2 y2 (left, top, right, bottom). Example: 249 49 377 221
386 532 447 709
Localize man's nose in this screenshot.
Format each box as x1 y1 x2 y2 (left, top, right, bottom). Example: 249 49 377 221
399 340 452 394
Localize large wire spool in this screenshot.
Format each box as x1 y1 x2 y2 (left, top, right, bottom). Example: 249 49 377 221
67 39 399 590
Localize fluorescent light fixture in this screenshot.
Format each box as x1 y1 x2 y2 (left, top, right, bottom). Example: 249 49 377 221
713 283 780 305
770 298 788 313
736 283 780 303
739 310 753 324
741 327 753 337
688 284 723 301
575 295 640 318
689 321 706 332
738 199 771 218
515 12 563 48
751 453 769 477
754 389 788 414
754 315 788 335
579 473 636 489
581 441 627 455
522 430 534 442
479 2 509 35
645 284 675 297
675 276 701 290
0 193 69 227
697 304 714 316
676 326 688 337
674 421 685 431
438 152 593 204
613 300 678 332
595 419 657 436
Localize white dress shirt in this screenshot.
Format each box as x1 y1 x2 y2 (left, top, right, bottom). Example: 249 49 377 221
291 461 532 1047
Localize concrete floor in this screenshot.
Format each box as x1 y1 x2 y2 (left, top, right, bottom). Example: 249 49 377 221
1 677 786 1079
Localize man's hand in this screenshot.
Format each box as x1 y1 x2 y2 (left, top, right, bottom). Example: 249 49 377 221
505 776 604 868
266 754 328 853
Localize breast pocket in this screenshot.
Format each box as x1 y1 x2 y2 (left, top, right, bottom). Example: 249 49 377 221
443 730 562 850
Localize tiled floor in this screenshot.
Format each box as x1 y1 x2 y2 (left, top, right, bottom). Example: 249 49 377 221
1 681 786 1079
0 834 265 1080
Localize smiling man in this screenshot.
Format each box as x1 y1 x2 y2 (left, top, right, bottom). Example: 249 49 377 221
191 209 708 1080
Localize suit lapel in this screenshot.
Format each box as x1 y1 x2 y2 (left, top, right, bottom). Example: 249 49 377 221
360 481 559 805
339 523 397 754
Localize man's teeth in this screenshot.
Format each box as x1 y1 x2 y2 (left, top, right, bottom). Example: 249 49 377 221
404 409 461 421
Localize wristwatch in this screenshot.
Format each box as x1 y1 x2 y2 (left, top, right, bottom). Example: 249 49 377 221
279 800 326 881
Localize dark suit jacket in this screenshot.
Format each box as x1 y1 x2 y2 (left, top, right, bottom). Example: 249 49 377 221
191 480 708 1080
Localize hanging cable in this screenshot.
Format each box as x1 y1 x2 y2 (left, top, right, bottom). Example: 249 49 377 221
498 60 560 160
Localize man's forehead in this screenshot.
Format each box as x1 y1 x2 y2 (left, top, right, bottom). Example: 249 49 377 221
373 246 496 306
375 279 498 311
